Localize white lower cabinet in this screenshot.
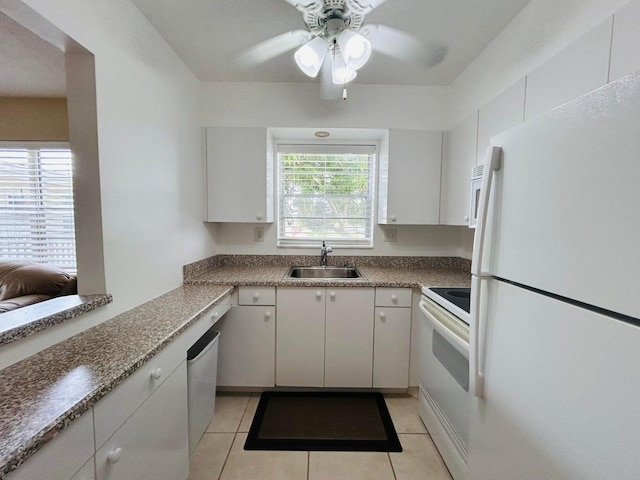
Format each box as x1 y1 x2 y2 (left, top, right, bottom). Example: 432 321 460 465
95 361 189 480
325 288 375 387
276 287 375 388
70 458 96 480
6 410 95 480
216 305 276 387
276 287 326 387
373 307 411 388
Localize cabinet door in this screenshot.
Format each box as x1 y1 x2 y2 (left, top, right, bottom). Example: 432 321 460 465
325 288 375 388
205 127 272 223
95 362 189 480
441 113 478 226
379 129 442 225
276 287 325 387
70 458 95 480
6 412 94 480
373 307 411 388
216 305 275 387
476 79 525 165
610 0 640 82
524 17 612 121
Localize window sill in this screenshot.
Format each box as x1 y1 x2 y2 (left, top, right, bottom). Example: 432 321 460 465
0 294 113 346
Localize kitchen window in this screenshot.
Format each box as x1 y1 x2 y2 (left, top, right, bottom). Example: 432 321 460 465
0 143 77 273
276 144 376 247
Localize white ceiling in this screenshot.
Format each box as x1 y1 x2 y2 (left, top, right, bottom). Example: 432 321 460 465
0 0 532 98
129 0 531 86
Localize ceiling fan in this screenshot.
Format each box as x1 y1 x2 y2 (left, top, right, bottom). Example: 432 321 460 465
237 0 445 99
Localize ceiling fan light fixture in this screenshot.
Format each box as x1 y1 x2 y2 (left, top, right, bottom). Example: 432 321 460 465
331 51 357 84
337 29 372 70
294 36 327 77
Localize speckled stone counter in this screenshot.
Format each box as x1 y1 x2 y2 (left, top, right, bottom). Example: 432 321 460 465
0 284 233 477
184 255 471 289
0 294 113 346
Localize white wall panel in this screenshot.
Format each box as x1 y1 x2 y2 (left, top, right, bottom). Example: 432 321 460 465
524 17 613 121
610 0 640 82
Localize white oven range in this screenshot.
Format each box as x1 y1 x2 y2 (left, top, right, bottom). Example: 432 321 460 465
418 286 471 480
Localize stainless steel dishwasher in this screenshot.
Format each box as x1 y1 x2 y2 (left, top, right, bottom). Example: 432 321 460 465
187 327 220 454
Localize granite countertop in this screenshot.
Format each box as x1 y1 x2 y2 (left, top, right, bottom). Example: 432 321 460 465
0 254 471 477
0 284 233 477
185 263 471 289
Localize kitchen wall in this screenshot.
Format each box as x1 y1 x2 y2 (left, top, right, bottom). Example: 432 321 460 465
0 97 68 141
0 0 217 367
201 81 467 256
446 0 636 255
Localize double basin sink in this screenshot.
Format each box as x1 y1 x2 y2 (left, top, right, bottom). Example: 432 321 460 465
286 266 363 279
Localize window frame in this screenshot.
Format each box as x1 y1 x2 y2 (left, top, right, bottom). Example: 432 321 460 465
0 141 77 273
275 141 378 249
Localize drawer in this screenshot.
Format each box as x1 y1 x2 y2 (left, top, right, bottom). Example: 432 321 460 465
94 339 184 449
375 287 412 307
7 411 94 480
238 286 276 305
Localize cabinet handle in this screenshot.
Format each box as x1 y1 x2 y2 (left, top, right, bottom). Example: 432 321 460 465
390 215 397 222
107 447 123 464
212 311 220 321
316 291 322 299
256 214 263 221
391 294 398 302
329 291 336 299
265 311 271 319
253 293 260 300
150 368 163 380
379 312 386 319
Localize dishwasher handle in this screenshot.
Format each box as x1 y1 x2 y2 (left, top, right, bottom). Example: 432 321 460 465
187 328 220 362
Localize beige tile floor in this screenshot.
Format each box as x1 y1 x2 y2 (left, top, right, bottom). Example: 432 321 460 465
189 393 453 480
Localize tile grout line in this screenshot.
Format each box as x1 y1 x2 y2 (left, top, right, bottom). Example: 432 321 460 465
387 451 399 480
216 431 238 480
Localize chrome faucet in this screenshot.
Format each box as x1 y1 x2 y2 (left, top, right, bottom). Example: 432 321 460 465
320 241 333 267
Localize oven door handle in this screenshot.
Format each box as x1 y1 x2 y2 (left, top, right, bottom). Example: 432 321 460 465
419 301 470 358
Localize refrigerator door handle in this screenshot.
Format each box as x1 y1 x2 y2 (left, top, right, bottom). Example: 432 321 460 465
471 276 488 397
471 146 502 276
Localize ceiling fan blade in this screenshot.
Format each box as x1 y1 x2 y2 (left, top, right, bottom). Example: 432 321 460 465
346 0 388 15
282 0 324 14
360 24 448 68
235 30 313 67
359 24 422 62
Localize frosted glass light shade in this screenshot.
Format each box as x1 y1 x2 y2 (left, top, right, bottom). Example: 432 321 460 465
294 36 327 77
337 29 372 70
331 51 357 84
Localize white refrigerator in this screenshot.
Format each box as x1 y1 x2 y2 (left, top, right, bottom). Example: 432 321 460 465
469 71 640 479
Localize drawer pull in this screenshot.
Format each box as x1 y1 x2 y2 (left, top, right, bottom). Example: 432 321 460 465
379 312 386 319
107 447 123 464
150 368 163 380
253 293 260 300
212 311 220 320
316 291 322 299
265 311 271 319
329 291 336 299
391 294 398 301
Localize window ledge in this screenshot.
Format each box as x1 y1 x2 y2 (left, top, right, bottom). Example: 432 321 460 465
0 294 113 346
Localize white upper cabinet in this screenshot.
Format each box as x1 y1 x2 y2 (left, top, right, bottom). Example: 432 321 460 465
204 127 273 223
378 129 442 225
524 17 613 121
441 112 478 226
476 79 526 165
610 0 640 82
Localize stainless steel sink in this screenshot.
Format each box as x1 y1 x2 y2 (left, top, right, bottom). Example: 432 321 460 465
286 266 363 279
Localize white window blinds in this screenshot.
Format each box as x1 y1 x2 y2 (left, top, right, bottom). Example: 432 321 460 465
0 144 77 273
277 144 376 247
